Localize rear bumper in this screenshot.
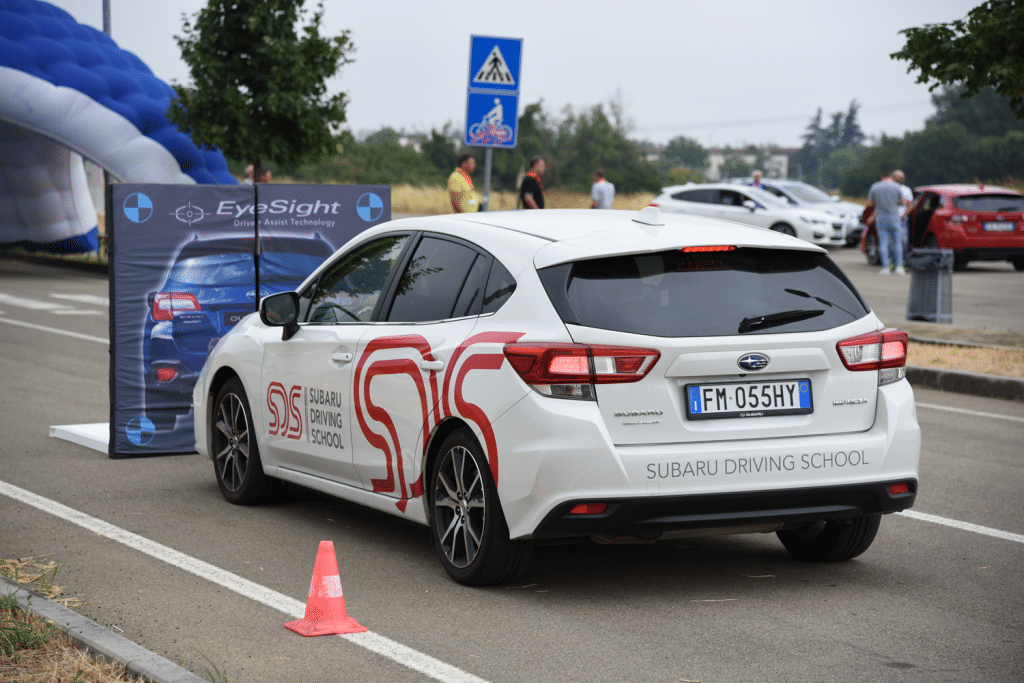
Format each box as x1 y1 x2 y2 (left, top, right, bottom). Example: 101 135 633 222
531 479 916 539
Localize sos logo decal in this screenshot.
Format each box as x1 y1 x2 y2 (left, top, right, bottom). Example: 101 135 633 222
267 382 303 439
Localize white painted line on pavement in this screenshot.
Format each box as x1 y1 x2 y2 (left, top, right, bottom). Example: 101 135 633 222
50 293 110 307
916 402 1024 424
0 316 108 344
0 479 491 683
900 510 1024 545
0 293 69 310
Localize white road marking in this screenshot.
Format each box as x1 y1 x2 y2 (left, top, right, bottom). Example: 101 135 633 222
917 402 1024 424
0 480 491 683
0 316 108 344
50 293 109 307
0 293 69 310
900 510 1024 545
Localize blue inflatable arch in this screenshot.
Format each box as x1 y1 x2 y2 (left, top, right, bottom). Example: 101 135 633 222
0 0 237 253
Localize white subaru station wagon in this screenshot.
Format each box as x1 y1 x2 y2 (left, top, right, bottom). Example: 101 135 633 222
194 207 920 585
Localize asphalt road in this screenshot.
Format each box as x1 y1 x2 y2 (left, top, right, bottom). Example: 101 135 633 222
1 250 1022 683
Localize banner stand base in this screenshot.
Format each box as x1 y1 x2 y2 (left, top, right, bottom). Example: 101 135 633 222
49 423 109 453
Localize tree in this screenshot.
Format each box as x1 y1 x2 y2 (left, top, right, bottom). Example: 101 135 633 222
421 125 459 174
661 135 708 171
892 0 1024 118
169 0 355 182
927 84 1024 137
840 100 866 148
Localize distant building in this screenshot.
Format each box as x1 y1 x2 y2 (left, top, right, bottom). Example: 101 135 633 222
706 149 796 181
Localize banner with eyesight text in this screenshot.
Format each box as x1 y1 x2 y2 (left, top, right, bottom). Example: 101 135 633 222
108 183 390 457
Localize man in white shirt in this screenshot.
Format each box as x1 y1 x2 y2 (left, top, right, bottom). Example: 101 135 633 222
590 169 615 209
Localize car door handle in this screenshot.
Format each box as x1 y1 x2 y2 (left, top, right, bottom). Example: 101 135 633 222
331 351 353 364
419 359 444 372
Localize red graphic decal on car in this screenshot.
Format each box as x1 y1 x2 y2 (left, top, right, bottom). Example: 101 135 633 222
267 381 303 439
354 331 524 512
443 331 526 483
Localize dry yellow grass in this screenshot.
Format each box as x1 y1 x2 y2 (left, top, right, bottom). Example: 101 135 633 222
389 184 655 215
908 342 1024 378
2 557 144 682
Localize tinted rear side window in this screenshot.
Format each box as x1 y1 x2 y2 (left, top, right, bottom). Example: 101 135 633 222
388 236 481 322
672 189 717 203
952 194 1024 212
539 248 869 337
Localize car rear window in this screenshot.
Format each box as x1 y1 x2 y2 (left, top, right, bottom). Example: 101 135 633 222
952 194 1024 212
539 248 869 337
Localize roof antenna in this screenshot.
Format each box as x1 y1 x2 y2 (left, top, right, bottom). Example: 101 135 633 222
632 205 664 227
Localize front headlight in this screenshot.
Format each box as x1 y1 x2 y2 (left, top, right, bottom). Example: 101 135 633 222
799 215 826 224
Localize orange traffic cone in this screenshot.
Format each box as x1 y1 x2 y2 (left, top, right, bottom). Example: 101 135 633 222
285 540 367 636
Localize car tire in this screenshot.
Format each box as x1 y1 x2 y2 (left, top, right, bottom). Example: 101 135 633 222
777 513 881 562
211 377 274 505
864 231 880 266
1012 257 1024 271
770 223 796 237
430 428 533 586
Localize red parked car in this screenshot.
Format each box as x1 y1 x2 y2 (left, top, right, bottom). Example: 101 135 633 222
861 184 1024 271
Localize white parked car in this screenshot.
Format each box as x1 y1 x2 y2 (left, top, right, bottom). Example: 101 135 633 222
651 183 850 247
194 208 920 585
723 177 866 246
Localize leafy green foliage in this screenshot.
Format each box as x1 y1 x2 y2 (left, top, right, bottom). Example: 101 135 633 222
168 0 355 180
892 0 1024 118
795 100 864 186
928 84 1024 137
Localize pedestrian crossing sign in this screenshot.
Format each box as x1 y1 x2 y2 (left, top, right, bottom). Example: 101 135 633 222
467 36 522 94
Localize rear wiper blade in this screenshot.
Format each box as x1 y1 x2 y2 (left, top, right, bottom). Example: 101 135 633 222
738 308 825 333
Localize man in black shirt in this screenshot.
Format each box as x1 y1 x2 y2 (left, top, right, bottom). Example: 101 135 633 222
519 156 546 209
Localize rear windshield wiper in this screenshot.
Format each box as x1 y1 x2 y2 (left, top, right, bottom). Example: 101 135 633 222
738 308 825 333
785 288 856 318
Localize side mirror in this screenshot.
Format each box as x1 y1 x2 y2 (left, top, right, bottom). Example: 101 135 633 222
742 200 757 212
260 291 300 341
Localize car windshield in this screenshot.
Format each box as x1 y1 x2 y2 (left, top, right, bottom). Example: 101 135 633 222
783 184 833 203
539 247 869 337
743 188 789 208
952 194 1024 212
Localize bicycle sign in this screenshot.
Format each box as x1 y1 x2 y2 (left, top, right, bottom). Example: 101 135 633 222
464 36 522 149
465 92 517 147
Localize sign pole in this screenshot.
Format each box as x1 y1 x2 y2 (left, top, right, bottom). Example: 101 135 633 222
483 147 492 211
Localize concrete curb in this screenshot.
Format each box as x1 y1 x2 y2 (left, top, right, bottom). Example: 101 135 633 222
1 575 206 683
906 365 1024 402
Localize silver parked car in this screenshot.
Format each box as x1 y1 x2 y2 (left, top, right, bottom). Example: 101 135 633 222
723 177 865 246
651 183 849 247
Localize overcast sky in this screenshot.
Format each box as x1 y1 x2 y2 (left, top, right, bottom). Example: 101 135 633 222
50 0 977 149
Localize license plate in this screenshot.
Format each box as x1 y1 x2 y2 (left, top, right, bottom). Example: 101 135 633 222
686 379 812 420
983 221 1014 231
224 311 249 327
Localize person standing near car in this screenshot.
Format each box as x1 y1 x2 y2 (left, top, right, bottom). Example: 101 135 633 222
520 156 546 209
448 154 480 213
590 169 615 209
893 169 913 257
749 170 764 190
867 169 907 275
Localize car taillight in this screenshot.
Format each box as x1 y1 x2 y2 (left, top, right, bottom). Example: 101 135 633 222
682 245 736 252
649 202 659 207
152 292 201 321
836 329 908 386
503 343 660 400
155 366 178 382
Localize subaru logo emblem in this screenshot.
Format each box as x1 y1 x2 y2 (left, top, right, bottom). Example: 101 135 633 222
738 353 770 371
